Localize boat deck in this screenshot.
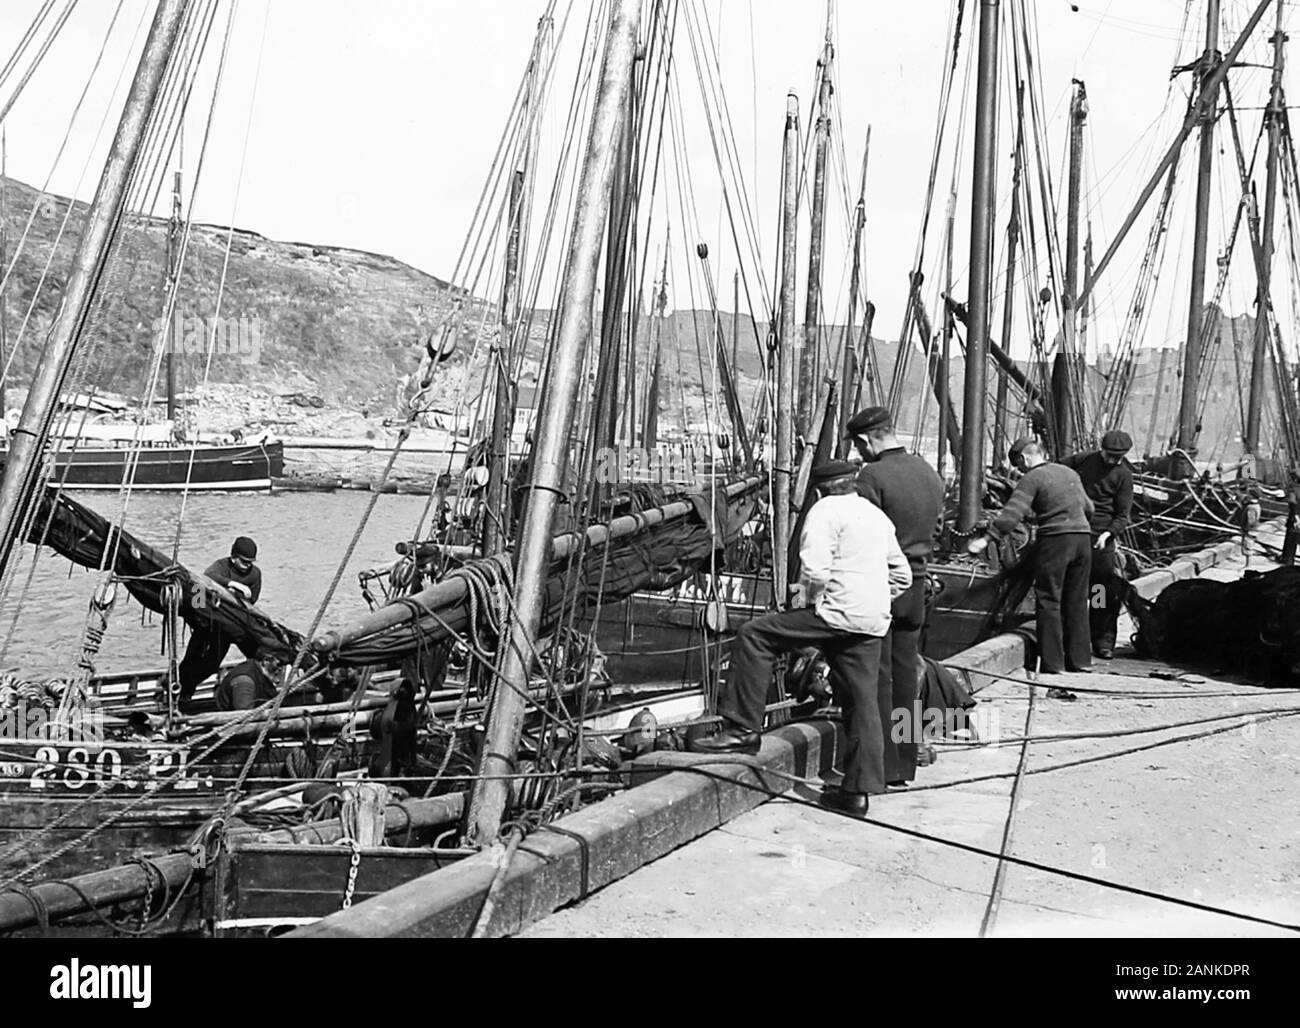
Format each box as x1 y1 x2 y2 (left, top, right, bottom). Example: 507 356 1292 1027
522 541 1300 937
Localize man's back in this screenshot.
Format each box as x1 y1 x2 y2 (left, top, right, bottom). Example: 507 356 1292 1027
993 463 1093 537
800 493 911 636
216 659 274 711
855 448 945 567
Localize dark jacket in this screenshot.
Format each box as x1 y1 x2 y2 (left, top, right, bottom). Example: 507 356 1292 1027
1059 450 1134 536
855 447 945 568
216 659 277 711
205 556 262 604
990 462 1094 539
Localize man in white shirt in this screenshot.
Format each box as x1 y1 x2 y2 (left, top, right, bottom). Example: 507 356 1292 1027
691 461 912 816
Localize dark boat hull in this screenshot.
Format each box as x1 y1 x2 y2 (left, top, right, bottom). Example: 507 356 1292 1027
592 562 1024 685
44 441 284 491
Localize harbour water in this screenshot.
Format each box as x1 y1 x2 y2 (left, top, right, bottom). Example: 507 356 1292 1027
2 490 436 677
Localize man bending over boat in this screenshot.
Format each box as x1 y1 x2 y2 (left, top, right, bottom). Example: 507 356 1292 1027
969 439 1094 676
177 536 263 709
690 460 911 816
216 649 284 711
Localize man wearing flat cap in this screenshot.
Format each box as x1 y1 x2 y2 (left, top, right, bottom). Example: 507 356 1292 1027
1060 430 1135 659
847 405 944 787
691 460 912 816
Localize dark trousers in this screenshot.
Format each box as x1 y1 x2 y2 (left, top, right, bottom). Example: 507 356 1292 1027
178 629 233 701
1089 537 1127 652
721 607 885 795
879 574 926 783
1034 533 1092 673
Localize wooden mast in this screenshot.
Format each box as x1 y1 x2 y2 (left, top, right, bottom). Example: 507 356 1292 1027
0 0 189 577
1177 0 1221 454
164 167 182 423
1245 0 1286 456
466 0 641 846
1054 78 1086 454
798 6 833 444
774 91 799 601
837 133 870 455
483 168 525 556
994 81 1025 470
958 0 1000 532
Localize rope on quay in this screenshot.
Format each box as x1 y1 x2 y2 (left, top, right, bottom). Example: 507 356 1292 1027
944 661 1300 699
978 674 1037 937
661 761 1300 935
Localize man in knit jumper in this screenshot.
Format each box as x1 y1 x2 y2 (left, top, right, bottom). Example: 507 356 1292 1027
971 438 1095 674
1060 430 1135 659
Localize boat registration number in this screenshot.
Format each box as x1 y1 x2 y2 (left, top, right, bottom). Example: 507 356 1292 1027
0 746 206 792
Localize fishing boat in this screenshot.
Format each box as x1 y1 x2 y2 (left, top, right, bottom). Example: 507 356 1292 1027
0 0 781 925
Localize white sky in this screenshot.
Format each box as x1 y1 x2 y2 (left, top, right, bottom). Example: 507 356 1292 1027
0 0 1295 360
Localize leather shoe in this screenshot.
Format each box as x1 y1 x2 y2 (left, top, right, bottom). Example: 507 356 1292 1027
688 726 760 755
1095 648 1114 660
818 786 869 817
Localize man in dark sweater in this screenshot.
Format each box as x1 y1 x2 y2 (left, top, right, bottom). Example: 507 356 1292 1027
1060 430 1135 659
848 405 945 786
970 438 1094 674
216 649 284 711
177 536 264 706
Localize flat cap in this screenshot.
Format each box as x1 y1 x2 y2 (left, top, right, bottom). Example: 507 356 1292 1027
1008 436 1036 463
844 405 892 437
810 459 859 483
1101 429 1133 455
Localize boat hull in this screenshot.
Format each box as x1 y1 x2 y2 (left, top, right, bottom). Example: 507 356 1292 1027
42 441 285 491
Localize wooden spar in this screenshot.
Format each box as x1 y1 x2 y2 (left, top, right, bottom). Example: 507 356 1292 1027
641 249 668 450
1080 229 1093 357
1177 0 1221 453
1055 79 1087 454
938 192 955 478
165 168 181 422
798 14 834 443
837 187 867 455
1246 2 1286 456
1078 0 1271 311
994 82 1025 468
774 91 800 600
484 169 526 556
708 286 754 466
0 0 189 577
466 0 639 846
1064 81 1087 312
731 270 740 385
958 0 999 532
914 279 962 465
316 468 761 650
